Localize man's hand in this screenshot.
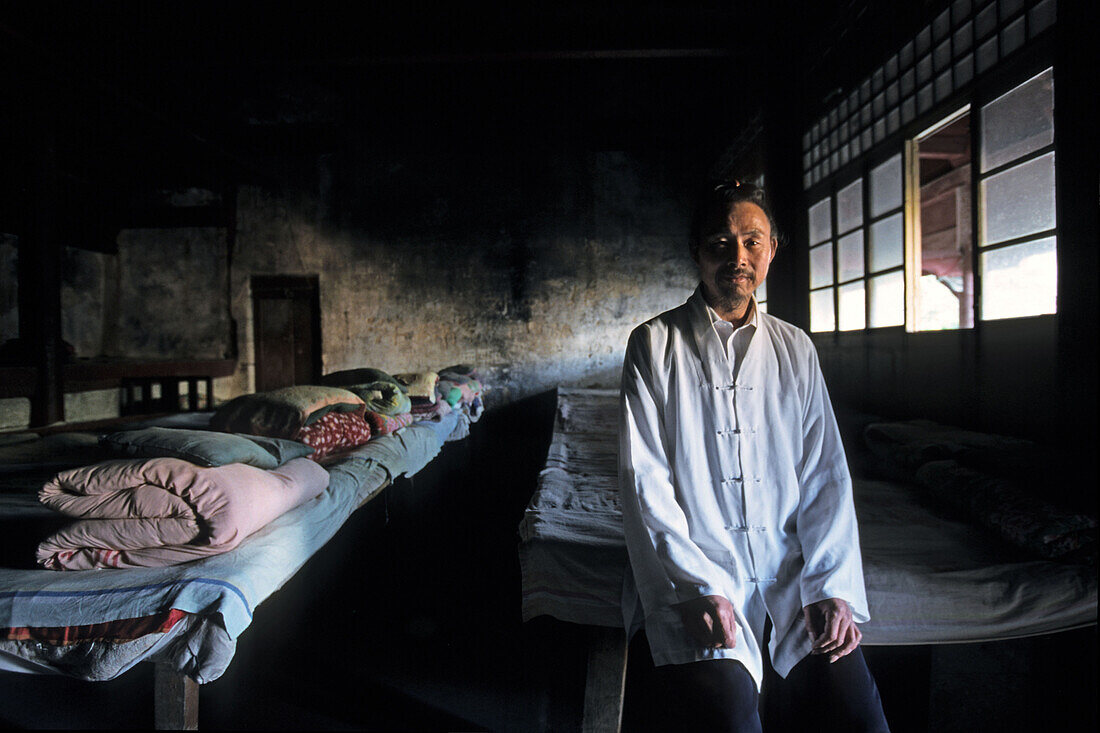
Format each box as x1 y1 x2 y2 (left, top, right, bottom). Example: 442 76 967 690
675 594 739 649
803 597 861 663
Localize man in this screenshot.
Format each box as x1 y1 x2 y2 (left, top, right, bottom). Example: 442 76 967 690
618 181 889 732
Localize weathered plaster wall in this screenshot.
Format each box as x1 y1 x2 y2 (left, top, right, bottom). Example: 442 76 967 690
6 145 708 423
112 228 229 360
230 146 700 405
61 246 110 359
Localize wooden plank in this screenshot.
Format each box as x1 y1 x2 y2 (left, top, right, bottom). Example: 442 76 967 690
581 626 629 733
153 663 199 730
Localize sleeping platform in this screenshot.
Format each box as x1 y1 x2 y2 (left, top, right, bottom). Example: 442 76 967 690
518 388 1098 732
0 403 469 729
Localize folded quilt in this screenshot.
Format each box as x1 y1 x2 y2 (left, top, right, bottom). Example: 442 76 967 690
410 396 452 421
297 411 372 459
365 410 415 437
36 457 329 570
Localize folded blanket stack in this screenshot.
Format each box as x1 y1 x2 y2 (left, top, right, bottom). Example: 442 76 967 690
211 385 372 460
36 456 329 570
410 395 452 421
438 365 485 422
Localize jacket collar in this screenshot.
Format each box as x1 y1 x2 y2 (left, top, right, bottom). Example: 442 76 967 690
687 285 761 388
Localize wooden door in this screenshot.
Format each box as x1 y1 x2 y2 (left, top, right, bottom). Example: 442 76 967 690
251 275 321 391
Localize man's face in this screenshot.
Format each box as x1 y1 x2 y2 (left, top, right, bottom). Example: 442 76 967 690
693 201 777 313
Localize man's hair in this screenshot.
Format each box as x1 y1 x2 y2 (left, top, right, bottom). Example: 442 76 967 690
689 180 783 257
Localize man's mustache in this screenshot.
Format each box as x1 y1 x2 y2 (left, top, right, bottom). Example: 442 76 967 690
717 267 755 282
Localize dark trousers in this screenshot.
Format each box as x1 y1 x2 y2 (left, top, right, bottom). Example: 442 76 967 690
623 626 890 733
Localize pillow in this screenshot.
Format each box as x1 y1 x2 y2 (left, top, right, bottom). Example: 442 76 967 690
393 371 439 401
235 434 315 465
322 368 412 416
916 459 1098 562
321 368 400 388
863 420 1035 477
297 411 372 460
210 385 365 439
100 427 281 469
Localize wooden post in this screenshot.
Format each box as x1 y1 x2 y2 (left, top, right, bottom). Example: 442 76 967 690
581 626 629 733
19 119 65 426
153 663 199 730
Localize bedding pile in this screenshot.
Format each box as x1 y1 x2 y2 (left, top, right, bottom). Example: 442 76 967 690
211 385 372 458
23 367 491 574
0 363 488 683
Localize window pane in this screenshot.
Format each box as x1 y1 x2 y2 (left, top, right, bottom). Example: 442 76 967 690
918 273 963 330
810 242 834 288
809 198 833 245
869 213 904 272
976 36 998 74
975 2 997 38
980 152 1057 245
810 288 836 332
838 281 867 331
954 21 973 53
868 270 906 327
980 237 1057 319
755 279 767 302
1030 0 1056 35
870 154 903 217
935 69 953 101
838 231 865 282
955 54 974 87
1001 16 1026 55
980 68 1054 172
837 179 863 233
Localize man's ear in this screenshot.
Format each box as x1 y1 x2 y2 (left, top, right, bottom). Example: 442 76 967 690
768 237 778 263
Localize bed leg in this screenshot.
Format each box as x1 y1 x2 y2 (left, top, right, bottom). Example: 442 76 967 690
581 626 629 733
154 663 199 730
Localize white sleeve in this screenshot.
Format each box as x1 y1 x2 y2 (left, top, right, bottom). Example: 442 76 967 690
618 326 738 611
794 343 870 621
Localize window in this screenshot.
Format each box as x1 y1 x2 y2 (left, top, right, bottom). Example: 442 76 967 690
808 155 905 333
806 67 1056 332
801 0 1056 331
976 67 1057 319
908 107 974 330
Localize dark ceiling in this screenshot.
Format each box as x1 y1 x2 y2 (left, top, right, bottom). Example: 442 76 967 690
2 1 926 201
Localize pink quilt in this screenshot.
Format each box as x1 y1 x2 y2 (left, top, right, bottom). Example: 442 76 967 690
36 457 329 570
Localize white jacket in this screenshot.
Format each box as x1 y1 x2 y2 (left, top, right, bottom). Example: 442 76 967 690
618 286 869 687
